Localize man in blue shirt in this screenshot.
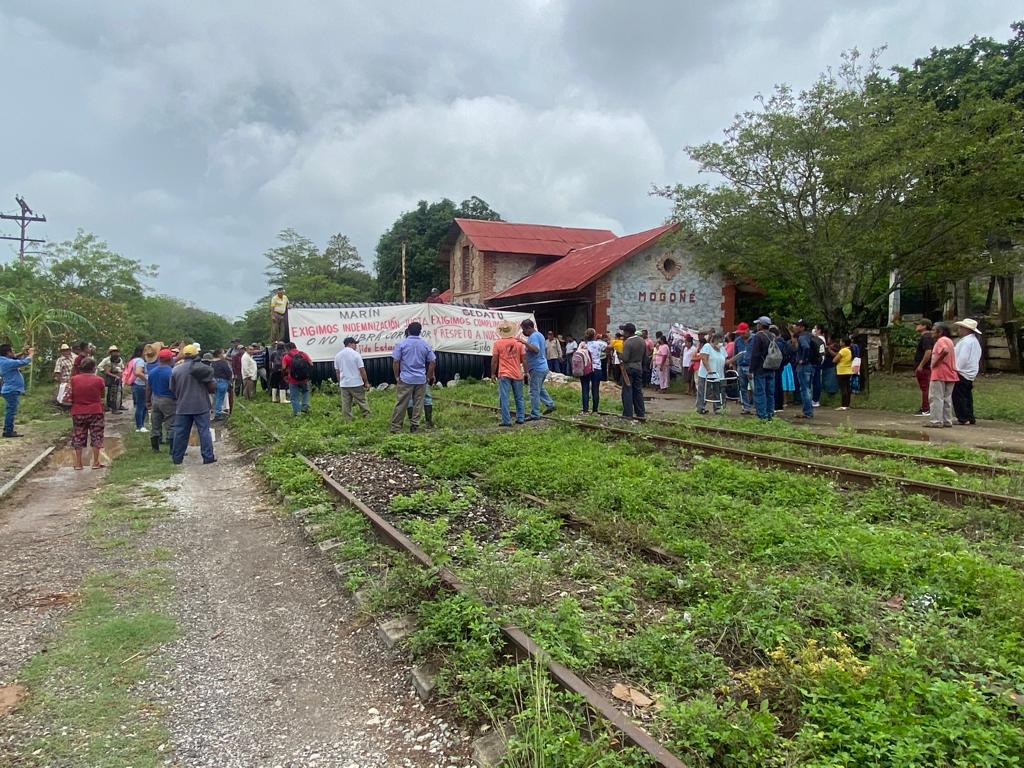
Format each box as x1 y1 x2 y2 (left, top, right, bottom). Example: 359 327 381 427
146 348 177 453
728 322 754 415
0 344 34 437
519 318 556 419
390 322 436 433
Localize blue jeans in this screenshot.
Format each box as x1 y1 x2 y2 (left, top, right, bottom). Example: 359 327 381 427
737 366 752 412
289 382 310 415
621 365 645 418
172 411 215 464
580 372 600 412
753 371 775 420
812 362 823 403
213 379 230 417
498 377 525 424
132 382 148 429
527 369 554 418
797 365 815 417
3 391 21 435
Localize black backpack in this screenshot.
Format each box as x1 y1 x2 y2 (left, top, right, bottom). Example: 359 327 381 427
289 353 312 381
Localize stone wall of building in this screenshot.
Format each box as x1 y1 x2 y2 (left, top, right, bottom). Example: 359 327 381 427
491 255 538 296
606 244 726 333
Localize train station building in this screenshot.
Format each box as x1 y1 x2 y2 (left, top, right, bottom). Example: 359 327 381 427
438 218 736 337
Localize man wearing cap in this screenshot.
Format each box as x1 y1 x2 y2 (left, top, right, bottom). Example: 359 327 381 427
519 318 556 420
53 343 74 407
147 348 177 453
728 322 754 415
390 322 436 432
619 322 647 420
98 346 125 413
241 344 258 400
270 289 288 342
748 316 776 421
170 344 216 464
334 337 370 419
426 287 443 304
912 319 934 415
790 320 816 419
952 318 982 426
491 321 526 426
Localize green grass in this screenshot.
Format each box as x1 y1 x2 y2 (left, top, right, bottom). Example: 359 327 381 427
844 371 1024 423
232 383 1024 768
3 420 181 767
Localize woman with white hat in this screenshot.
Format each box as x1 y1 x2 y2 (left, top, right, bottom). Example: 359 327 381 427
952 318 982 426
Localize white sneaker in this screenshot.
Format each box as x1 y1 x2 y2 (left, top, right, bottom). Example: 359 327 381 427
812 401 820 407
137 427 149 432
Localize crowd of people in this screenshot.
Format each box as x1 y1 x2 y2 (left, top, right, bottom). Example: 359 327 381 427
0 309 992 461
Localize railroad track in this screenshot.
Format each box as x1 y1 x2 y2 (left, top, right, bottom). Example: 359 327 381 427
0 446 56 502
595 411 1019 477
444 399 1024 510
236 403 689 768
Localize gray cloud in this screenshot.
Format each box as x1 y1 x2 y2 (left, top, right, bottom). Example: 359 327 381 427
1 1 1019 316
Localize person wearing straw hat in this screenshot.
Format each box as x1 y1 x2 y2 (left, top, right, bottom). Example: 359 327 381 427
952 318 982 426
53 343 74 408
491 320 526 427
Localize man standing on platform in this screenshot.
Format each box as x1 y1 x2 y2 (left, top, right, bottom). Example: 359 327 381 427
390 322 436 433
912 319 934 416
270 288 288 342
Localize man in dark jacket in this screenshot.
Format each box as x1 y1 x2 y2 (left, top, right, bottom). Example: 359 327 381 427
169 344 216 465
791 319 816 419
619 323 646 420
748 316 776 421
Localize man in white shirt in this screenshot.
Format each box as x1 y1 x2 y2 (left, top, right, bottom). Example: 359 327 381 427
334 337 370 419
241 345 258 400
952 318 982 426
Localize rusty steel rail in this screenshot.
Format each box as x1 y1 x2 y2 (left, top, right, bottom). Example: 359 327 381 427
237 404 689 768
445 399 1024 510
594 411 1018 477
0 446 55 501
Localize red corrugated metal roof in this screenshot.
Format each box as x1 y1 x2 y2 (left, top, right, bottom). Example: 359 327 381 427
490 223 678 301
437 289 453 302
454 218 616 257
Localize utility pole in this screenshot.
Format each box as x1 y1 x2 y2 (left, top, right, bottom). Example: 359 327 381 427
0 196 47 261
400 242 407 303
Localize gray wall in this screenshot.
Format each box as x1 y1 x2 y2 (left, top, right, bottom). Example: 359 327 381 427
607 244 724 334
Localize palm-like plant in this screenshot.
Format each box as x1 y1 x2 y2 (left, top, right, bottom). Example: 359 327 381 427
0 294 94 389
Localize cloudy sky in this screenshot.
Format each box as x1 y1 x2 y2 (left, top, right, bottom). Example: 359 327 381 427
1 1 1019 316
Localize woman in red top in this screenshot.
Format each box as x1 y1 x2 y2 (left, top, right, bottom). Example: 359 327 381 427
927 323 959 428
69 357 106 469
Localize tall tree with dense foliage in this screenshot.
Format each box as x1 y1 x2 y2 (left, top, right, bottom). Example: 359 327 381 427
657 46 1024 334
262 228 375 304
374 196 501 302
45 230 156 304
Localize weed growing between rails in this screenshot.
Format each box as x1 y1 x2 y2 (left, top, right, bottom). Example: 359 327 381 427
235 385 1024 766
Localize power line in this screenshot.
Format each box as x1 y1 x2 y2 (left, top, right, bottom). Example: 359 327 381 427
0 195 47 261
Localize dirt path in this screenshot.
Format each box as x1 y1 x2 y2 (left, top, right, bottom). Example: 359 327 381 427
0 412 129 683
142 432 473 767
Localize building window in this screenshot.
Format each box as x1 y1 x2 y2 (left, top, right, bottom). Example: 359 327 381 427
461 245 471 291
658 256 681 279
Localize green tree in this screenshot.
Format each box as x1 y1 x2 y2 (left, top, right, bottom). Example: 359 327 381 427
374 196 502 302
45 230 156 304
262 228 375 305
0 294 93 389
656 50 1024 335
133 295 235 351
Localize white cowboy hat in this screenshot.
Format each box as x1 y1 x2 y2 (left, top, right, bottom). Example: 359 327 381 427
496 320 516 339
954 318 982 335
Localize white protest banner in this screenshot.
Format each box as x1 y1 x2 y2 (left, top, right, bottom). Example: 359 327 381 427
426 303 534 357
287 304 534 362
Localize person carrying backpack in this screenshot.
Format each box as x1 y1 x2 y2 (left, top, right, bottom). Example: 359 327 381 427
571 333 595 414
748 316 779 421
282 342 313 416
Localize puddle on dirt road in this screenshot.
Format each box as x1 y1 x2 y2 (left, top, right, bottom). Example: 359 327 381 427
49 436 125 468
